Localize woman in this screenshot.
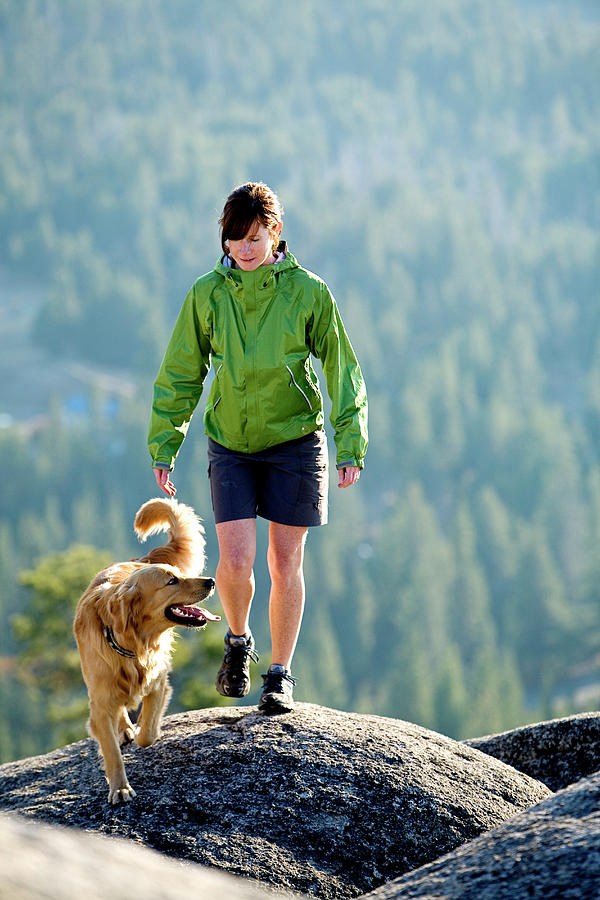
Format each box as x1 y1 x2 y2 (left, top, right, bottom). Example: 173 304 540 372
148 182 367 714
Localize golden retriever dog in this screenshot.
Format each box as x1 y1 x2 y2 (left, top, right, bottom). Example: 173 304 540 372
74 497 218 804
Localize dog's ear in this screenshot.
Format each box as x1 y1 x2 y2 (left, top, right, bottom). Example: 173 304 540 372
97 581 140 635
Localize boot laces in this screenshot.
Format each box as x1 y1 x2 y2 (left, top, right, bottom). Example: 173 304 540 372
225 641 259 678
261 669 296 693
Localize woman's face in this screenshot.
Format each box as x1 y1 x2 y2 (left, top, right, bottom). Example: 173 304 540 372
227 221 282 271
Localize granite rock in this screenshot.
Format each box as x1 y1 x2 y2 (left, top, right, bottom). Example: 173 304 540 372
358 769 600 900
466 711 600 791
0 811 294 900
0 704 551 899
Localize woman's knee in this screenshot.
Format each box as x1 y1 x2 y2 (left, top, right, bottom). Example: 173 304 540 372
217 547 254 581
267 529 307 580
216 519 256 581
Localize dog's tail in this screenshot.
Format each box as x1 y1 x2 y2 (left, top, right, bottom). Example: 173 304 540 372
134 498 205 576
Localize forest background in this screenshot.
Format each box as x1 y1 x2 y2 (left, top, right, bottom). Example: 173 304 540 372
0 0 598 763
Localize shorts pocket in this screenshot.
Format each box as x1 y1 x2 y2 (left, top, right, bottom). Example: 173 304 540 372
298 433 328 503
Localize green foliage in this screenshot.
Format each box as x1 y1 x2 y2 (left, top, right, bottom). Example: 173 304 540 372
1 0 599 759
15 546 112 677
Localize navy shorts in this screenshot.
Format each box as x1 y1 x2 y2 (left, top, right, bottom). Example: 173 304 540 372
207 430 329 526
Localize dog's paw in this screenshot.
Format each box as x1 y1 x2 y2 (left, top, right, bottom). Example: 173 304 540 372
108 783 137 805
119 725 138 746
135 729 159 748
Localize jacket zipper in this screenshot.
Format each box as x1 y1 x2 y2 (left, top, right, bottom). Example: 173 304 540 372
213 362 223 410
286 365 312 409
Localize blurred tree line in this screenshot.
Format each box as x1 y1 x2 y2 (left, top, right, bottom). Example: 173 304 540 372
0 0 598 761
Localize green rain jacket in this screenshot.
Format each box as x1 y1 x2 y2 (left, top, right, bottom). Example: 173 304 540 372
148 248 368 470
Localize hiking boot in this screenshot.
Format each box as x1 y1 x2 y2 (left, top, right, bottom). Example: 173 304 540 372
215 630 259 698
259 664 296 714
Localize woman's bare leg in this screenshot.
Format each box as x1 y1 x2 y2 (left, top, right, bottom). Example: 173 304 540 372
266 523 308 669
215 518 257 635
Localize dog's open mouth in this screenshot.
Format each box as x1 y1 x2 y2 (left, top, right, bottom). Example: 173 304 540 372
165 604 221 628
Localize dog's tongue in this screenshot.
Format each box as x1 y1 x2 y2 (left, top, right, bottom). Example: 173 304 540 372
170 605 220 621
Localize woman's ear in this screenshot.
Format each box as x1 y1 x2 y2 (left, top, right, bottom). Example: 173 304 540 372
272 220 283 251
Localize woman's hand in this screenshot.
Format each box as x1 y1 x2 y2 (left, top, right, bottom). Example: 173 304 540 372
153 467 177 497
337 466 361 488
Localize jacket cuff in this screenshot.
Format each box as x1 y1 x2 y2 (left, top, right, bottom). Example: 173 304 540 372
336 460 363 470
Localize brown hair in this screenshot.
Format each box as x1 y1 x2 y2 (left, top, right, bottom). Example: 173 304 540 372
219 182 283 255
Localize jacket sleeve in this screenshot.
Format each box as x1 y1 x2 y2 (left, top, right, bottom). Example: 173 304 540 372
148 283 211 469
308 282 368 469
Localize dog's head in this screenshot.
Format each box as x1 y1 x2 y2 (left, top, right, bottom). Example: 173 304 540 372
98 564 218 640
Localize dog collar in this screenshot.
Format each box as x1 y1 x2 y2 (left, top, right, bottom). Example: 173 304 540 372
103 625 137 659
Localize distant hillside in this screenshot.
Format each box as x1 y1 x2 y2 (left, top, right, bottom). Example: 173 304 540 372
0 0 598 763
0 267 138 428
